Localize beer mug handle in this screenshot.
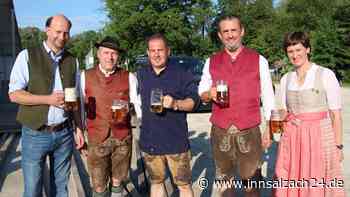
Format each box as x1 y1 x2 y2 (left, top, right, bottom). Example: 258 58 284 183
84 102 89 114
129 103 137 116
160 95 164 106
86 97 96 119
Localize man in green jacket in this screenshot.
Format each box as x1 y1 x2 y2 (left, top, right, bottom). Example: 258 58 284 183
8 14 84 197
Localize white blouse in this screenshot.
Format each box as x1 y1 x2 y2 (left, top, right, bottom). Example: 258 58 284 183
278 63 342 110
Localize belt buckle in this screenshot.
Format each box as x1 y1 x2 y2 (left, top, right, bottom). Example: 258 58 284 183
227 125 239 134
45 120 67 132
47 124 58 132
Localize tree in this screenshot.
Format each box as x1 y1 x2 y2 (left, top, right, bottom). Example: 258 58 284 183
19 27 45 49
333 3 350 66
100 0 350 80
19 27 101 69
333 3 350 82
311 18 340 69
103 0 216 70
262 0 350 81
217 0 241 15
66 30 101 69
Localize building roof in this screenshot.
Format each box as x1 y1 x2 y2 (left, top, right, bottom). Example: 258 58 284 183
0 0 21 57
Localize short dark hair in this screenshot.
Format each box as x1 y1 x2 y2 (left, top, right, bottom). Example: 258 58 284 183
283 32 311 53
217 14 243 32
45 15 72 29
146 33 169 49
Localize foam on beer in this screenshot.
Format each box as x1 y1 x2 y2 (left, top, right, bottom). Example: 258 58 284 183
217 84 228 92
64 88 77 102
111 105 123 110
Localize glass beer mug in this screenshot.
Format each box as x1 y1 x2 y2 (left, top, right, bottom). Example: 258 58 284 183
64 87 78 111
216 80 229 108
269 109 285 141
111 99 129 123
150 88 163 114
86 96 96 120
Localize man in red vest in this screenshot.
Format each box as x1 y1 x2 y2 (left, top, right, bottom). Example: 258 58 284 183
80 36 141 197
198 15 275 196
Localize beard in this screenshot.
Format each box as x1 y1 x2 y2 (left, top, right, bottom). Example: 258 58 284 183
224 42 241 52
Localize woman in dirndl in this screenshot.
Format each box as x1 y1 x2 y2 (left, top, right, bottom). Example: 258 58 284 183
274 32 345 197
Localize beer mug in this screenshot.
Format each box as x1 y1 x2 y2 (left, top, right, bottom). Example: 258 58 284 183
86 96 96 120
64 87 78 111
111 99 129 123
216 80 229 108
150 88 163 113
269 109 285 141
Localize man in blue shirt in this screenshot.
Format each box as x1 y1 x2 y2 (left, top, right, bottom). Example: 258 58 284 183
8 15 84 197
137 33 200 197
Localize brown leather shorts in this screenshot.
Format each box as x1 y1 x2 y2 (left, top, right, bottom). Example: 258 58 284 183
142 151 192 186
211 125 262 180
87 136 132 189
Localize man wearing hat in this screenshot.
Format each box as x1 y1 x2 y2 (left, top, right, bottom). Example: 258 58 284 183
80 36 141 197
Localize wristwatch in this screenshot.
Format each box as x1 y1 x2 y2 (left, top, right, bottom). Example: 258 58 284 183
336 144 343 150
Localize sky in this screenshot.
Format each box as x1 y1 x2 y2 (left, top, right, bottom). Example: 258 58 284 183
13 0 108 35
13 0 280 35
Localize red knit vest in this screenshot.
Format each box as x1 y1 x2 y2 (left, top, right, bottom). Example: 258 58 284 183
209 47 261 130
85 66 131 144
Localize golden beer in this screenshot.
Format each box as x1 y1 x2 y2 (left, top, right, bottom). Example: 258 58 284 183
150 103 163 113
269 109 286 141
111 100 129 123
216 81 229 108
150 88 163 114
64 87 78 111
269 120 283 134
112 106 128 123
65 101 78 111
217 90 229 107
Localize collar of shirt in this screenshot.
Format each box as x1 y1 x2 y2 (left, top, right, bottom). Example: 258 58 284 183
98 64 116 77
43 41 64 63
148 64 168 77
225 46 243 62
